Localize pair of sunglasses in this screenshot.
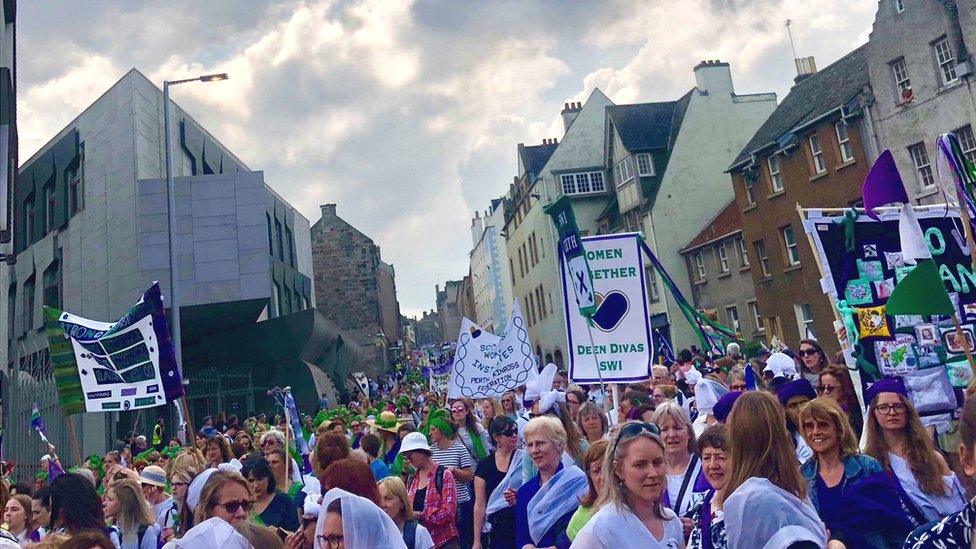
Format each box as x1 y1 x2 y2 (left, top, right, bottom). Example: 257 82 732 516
214 499 252 513
611 422 661 458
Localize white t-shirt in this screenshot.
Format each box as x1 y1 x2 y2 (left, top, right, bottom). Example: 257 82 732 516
413 522 435 549
571 503 683 548
153 497 177 530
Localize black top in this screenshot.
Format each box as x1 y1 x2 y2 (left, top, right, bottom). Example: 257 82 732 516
413 487 426 513
258 491 299 531
475 451 517 542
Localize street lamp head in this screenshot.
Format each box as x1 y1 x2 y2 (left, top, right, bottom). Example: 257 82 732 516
199 73 229 82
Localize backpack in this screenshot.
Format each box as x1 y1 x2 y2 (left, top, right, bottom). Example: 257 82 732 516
409 464 447 496
403 519 418 549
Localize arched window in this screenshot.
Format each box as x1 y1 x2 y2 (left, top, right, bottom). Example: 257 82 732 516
545 352 553 364
553 349 564 369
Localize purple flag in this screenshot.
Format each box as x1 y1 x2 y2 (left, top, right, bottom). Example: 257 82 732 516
862 150 909 220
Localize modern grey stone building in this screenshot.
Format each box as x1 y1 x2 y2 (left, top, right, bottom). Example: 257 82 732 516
5 69 362 464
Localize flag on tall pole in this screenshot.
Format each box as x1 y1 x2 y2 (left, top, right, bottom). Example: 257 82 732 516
545 196 597 318
30 403 49 444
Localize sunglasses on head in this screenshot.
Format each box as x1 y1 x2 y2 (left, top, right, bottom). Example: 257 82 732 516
611 422 661 458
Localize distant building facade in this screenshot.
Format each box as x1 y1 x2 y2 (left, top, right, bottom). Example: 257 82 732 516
469 198 513 333
435 280 463 342
679 201 761 341
729 48 877 355
311 203 400 371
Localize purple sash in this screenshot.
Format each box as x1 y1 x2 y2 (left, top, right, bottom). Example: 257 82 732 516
698 489 716 549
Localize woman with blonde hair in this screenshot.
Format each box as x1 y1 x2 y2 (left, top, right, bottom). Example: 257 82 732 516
651 401 709 519
103 478 161 549
798 397 911 547
378 476 435 549
863 377 965 523
571 421 682 548
722 391 826 548
479 398 504 426
191 470 252 528
166 459 200 540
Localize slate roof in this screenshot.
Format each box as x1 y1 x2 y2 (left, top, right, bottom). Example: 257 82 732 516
520 142 559 179
729 45 869 170
680 200 742 253
607 100 680 151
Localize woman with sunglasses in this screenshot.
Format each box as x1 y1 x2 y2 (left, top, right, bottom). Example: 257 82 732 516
451 399 493 462
473 417 522 549
190 470 252 532
722 391 827 548
797 339 828 384
863 377 965 524
500 392 521 421
816 365 863 438
570 421 683 548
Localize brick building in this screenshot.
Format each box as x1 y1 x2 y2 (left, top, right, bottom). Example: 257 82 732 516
435 279 463 342
311 203 400 371
728 47 879 355
679 201 762 342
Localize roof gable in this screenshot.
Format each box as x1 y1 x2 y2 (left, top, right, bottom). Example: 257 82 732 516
730 45 869 169
680 200 743 253
607 101 679 151
519 142 558 180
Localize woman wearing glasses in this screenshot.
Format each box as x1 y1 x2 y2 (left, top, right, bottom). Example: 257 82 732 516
722 391 827 548
797 339 829 384
500 392 520 421
570 421 683 548
451 399 493 462
191 470 252 528
317 488 407 548
816 365 863 438
863 377 965 524
473 416 522 549
798 397 911 547
651 402 709 522
261 430 305 486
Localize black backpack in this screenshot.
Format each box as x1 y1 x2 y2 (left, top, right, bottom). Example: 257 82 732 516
409 464 447 495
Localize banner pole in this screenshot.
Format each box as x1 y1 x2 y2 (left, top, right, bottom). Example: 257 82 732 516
179 396 195 451
583 319 611 416
795 204 865 413
64 415 82 467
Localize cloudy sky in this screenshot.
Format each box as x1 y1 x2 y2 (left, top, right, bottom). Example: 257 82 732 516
17 0 877 317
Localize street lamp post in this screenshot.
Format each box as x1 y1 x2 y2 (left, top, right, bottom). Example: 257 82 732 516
162 73 228 380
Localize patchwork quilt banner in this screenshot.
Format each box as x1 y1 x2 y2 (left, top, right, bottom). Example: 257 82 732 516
43 282 184 415
803 207 971 414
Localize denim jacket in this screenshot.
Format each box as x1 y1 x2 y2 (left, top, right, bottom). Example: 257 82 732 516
801 453 883 511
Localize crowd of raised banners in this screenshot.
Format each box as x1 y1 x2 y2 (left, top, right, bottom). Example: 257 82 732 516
4 134 976 548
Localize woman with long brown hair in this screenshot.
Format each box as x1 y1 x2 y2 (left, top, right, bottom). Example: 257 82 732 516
816 365 863 437
103 478 161 549
797 339 829 383
863 377 965 523
722 391 826 548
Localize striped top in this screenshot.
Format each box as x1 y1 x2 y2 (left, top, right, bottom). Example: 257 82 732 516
431 438 475 502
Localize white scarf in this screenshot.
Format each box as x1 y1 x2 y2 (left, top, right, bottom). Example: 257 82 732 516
486 449 525 517
527 464 589 543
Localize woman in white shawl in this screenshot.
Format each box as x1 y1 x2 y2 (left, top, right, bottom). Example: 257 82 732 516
721 391 827 549
571 421 684 549
315 488 407 548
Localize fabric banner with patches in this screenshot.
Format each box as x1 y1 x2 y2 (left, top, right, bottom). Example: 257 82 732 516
448 301 535 399
802 207 971 406
560 233 652 383
429 372 450 393
43 282 184 415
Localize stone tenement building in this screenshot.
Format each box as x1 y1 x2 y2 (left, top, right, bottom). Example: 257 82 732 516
311 204 401 371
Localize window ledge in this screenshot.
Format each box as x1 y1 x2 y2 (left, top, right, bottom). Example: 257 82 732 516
694 279 707 285
835 159 856 171
914 187 939 200
784 264 802 273
743 203 758 213
739 265 751 273
758 275 773 283
809 171 829 182
767 190 786 200
937 80 964 96
718 271 732 279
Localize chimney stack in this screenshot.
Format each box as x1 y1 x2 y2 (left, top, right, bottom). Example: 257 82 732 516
561 101 582 135
320 204 337 218
793 56 817 85
693 59 732 95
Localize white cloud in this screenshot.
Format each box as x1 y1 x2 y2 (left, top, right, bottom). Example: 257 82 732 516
15 0 877 316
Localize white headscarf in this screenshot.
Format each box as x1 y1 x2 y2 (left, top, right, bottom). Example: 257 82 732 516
315 488 406 549
724 477 826 549
186 461 244 511
763 353 797 379
694 378 729 415
525 363 565 414
174 517 252 548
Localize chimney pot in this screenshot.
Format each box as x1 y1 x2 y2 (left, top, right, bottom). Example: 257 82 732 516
564 102 570 110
